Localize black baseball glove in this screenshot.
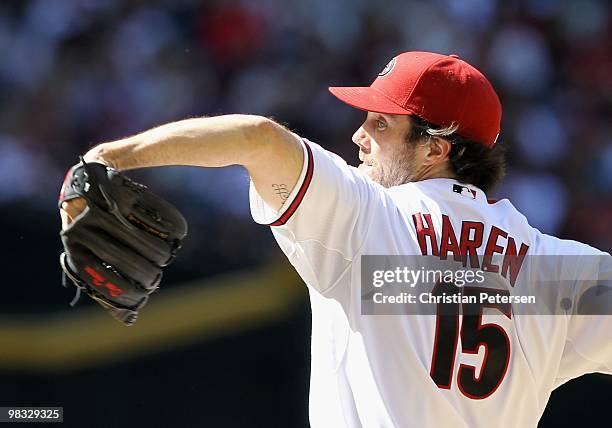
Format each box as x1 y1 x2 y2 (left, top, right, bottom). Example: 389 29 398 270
59 158 188 326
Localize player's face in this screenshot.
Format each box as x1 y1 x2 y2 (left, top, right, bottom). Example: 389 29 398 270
353 112 427 187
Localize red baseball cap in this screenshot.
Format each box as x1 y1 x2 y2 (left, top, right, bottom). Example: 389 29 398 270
329 51 502 147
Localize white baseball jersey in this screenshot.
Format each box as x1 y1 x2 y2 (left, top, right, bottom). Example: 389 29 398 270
249 138 612 428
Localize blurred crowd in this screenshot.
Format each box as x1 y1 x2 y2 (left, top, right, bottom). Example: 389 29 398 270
1 0 611 276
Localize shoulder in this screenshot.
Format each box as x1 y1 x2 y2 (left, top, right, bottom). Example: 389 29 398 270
533 229 609 256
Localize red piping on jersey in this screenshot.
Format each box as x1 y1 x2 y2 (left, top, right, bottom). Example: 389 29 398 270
269 140 314 227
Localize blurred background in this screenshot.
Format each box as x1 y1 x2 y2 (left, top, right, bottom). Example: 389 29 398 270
0 0 610 426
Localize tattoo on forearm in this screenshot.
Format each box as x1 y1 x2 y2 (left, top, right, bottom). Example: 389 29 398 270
272 184 290 203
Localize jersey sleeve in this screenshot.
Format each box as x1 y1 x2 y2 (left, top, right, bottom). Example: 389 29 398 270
553 241 612 384
249 138 385 294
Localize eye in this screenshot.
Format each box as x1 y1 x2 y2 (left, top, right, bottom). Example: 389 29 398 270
375 119 388 131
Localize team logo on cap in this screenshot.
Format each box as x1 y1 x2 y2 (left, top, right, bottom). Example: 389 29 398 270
378 57 396 76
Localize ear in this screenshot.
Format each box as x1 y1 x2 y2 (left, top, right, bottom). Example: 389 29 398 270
422 137 452 166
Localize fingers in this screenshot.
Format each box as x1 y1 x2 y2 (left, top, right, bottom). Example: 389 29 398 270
60 197 88 228
60 209 70 229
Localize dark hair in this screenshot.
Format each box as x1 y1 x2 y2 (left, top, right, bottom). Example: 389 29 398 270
406 116 506 193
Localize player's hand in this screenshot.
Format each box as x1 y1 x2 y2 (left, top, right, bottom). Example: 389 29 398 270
60 151 109 229
58 159 188 326
60 198 87 229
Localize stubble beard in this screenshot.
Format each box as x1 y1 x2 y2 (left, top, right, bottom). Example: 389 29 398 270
363 144 421 188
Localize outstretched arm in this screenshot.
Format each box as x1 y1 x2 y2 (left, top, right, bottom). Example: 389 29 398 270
61 115 304 225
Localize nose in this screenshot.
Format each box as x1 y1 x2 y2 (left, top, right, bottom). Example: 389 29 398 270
352 126 370 153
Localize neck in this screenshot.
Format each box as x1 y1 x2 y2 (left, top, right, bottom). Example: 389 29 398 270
416 163 456 182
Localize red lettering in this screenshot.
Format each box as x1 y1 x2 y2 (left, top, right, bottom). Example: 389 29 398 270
84 266 125 297
85 266 106 287
411 214 530 287
440 215 461 262
105 282 124 298
482 226 507 273
412 213 439 256
459 222 484 268
501 238 529 287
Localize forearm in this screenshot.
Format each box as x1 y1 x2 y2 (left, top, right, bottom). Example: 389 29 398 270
81 113 304 212
84 114 277 171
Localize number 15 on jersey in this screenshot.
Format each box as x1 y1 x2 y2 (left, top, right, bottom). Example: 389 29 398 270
430 282 512 399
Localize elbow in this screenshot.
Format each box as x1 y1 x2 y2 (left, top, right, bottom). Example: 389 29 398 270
242 115 292 157
236 115 302 172
249 115 285 141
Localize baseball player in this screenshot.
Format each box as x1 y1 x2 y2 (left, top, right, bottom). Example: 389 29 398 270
60 51 611 427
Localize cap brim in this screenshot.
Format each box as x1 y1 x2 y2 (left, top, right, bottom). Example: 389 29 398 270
328 86 412 115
